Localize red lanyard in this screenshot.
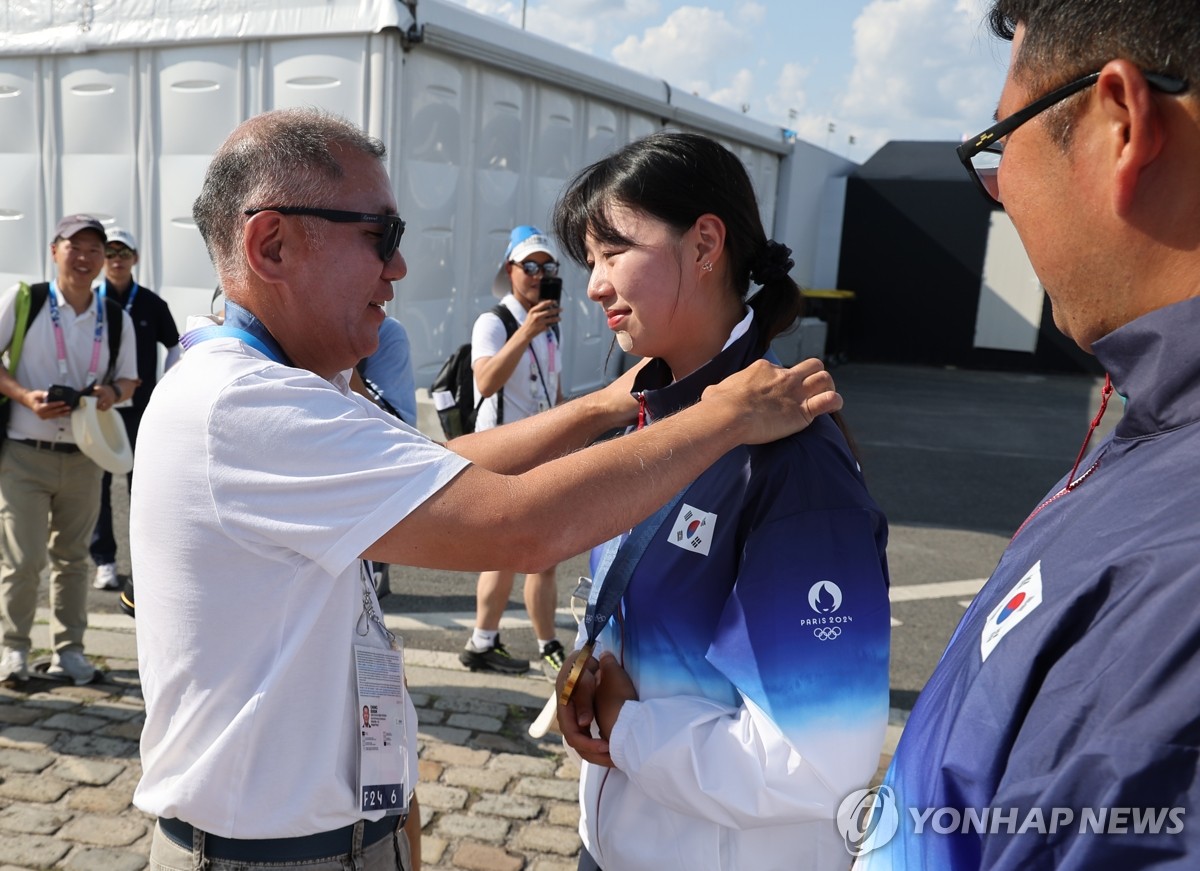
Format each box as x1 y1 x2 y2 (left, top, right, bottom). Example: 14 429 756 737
1012 373 1114 540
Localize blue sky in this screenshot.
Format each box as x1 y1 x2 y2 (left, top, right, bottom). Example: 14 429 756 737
446 0 1012 161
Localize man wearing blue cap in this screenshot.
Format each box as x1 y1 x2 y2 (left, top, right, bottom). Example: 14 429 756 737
460 225 567 679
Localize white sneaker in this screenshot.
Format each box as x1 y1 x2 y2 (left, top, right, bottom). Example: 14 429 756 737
93 563 120 590
0 648 28 683
47 650 97 686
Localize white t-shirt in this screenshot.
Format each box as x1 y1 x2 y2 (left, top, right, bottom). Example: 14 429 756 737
130 333 469 838
470 293 561 430
0 282 137 443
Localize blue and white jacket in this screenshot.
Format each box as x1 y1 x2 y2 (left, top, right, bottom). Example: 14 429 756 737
579 313 891 871
858 295 1200 871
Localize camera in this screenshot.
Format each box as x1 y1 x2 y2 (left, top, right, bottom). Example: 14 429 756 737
46 384 87 410
539 276 562 304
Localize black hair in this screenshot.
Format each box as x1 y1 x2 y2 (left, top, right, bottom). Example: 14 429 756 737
989 0 1197 144
553 131 801 353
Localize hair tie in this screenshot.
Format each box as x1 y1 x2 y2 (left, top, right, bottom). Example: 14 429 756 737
750 240 794 285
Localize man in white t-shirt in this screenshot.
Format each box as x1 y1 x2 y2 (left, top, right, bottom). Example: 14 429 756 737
461 225 566 680
131 107 842 871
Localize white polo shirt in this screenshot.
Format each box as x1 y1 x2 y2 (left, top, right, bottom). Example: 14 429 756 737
0 282 137 443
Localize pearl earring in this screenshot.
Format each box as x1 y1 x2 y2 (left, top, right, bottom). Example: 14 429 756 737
702 261 713 273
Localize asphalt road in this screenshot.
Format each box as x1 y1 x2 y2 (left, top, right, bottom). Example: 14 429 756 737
95 361 1118 710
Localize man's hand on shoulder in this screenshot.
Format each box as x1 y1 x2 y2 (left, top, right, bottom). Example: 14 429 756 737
701 357 840 445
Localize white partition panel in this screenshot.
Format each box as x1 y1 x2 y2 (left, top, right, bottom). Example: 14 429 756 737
396 52 467 383
472 68 525 320
56 53 138 227
154 45 248 323
268 37 366 123
0 60 45 287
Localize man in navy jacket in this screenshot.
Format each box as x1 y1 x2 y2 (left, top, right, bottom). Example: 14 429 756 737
858 2 1200 869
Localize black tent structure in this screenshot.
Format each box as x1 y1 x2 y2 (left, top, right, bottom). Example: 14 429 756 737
835 141 1099 374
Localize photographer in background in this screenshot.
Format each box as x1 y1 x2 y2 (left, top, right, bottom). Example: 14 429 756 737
459 225 567 680
0 214 138 685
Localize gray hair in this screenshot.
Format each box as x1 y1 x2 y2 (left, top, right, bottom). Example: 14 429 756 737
193 108 387 283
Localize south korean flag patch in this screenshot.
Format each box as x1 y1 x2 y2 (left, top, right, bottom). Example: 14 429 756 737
668 503 717 556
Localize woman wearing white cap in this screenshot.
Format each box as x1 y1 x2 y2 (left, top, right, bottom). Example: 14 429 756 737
459 225 569 680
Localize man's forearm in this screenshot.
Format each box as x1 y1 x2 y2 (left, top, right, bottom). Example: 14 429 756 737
0 370 28 405
449 387 633 473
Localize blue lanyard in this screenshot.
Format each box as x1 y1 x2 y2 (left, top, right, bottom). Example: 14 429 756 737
179 301 290 365
581 489 686 646
99 279 139 314
47 281 104 384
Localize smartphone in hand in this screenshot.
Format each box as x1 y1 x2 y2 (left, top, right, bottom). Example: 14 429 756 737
540 277 562 304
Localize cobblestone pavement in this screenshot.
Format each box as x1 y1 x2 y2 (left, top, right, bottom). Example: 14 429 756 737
0 613 584 871
1 611 900 871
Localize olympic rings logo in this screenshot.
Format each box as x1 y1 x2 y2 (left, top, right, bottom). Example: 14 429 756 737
814 626 842 641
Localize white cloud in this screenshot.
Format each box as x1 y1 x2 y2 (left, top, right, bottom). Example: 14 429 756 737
454 0 663 57
708 69 756 115
611 6 753 97
765 62 811 125
838 0 1004 140
736 1 766 27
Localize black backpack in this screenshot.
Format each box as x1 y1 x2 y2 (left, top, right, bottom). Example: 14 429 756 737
430 304 518 439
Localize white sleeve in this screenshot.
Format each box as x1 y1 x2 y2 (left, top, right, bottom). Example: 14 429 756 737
470 312 509 363
203 363 470 575
607 691 865 830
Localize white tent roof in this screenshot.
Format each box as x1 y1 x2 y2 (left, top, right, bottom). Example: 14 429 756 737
0 0 408 54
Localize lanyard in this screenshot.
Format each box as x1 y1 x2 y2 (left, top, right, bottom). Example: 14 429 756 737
529 333 555 407
179 301 291 365
356 561 398 649
47 281 104 384
560 487 683 706
581 489 684 646
99 279 139 314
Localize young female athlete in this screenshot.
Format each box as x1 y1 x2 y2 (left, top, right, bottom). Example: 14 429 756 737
553 131 891 871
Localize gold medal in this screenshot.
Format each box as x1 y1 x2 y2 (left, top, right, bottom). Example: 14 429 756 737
558 640 595 707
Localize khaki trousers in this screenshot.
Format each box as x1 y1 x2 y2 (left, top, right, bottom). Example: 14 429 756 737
0 440 102 652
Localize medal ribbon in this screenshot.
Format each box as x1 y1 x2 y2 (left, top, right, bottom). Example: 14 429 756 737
580 489 685 648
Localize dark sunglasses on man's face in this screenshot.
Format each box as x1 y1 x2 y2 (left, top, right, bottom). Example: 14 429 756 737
957 69 1187 207
512 260 559 277
243 206 406 263
105 248 135 261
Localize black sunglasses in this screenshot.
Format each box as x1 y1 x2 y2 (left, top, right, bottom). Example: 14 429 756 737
957 70 1187 206
244 206 406 262
511 260 559 277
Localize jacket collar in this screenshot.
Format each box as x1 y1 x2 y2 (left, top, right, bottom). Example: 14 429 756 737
1092 294 1200 438
632 311 762 423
